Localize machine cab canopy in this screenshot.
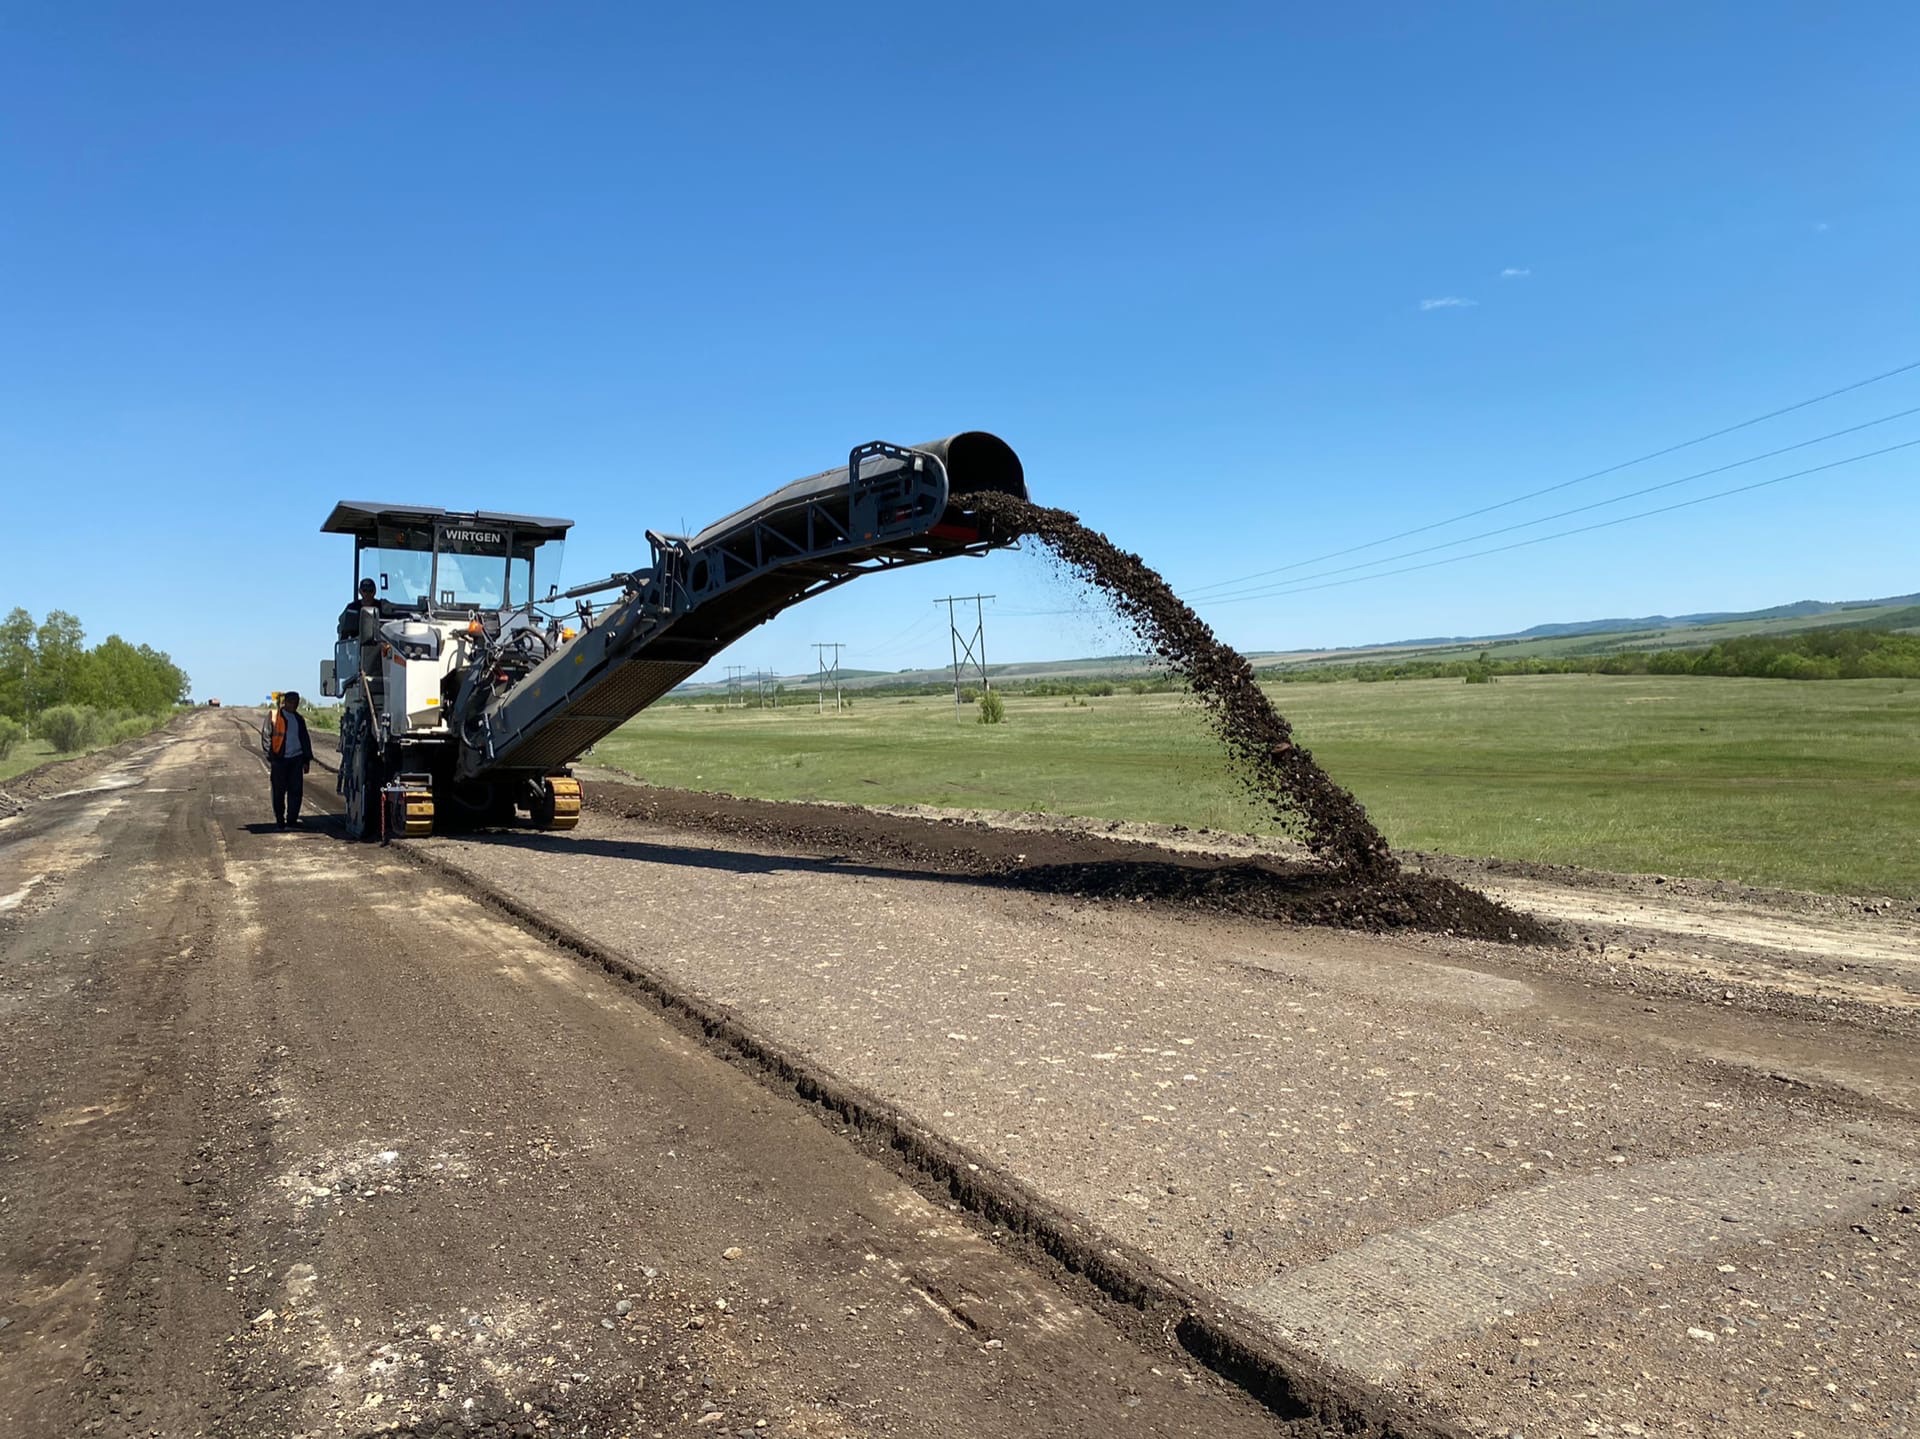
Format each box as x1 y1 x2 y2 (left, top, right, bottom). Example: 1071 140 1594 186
322 501 574 615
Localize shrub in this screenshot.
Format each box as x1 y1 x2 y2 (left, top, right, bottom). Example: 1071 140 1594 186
107 714 158 744
39 704 102 753
977 689 1006 725
0 715 22 760
958 686 980 704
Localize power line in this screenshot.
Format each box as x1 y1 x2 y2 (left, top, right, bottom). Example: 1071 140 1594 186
862 609 939 657
1198 405 1920 603
1202 437 1920 605
1185 356 1920 598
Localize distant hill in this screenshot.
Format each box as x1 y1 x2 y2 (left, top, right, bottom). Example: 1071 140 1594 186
1506 596 1913 640
1361 594 1920 650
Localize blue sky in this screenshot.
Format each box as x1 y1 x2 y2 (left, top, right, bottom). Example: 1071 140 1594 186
3 3 1915 701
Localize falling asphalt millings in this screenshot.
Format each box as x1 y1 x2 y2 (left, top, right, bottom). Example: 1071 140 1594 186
958 491 1551 943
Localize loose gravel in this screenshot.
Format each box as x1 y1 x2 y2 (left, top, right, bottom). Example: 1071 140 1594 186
960 493 1546 943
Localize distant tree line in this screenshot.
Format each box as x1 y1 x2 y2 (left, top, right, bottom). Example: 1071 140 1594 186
1261 625 1920 684
0 608 190 757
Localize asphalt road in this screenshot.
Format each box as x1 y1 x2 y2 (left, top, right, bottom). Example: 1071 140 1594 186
0 716 1313 1439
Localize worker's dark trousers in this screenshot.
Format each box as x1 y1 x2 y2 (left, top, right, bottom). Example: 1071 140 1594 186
271 756 307 825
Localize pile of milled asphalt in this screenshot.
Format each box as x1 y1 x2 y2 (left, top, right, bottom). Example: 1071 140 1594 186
947 492 1549 943
587 780 1550 941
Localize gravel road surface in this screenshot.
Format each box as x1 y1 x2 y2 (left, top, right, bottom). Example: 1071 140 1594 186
0 715 1319 1439
423 772 1919 1438
4 712 1915 1438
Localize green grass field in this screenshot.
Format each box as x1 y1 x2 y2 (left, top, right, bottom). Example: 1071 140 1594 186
0 710 181 785
594 675 1920 897
0 737 60 784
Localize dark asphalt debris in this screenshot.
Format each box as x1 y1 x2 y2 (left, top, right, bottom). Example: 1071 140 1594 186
955 491 1551 942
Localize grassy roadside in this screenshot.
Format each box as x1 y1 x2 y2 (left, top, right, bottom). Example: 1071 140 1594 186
592 674 1920 897
0 737 62 784
0 709 183 785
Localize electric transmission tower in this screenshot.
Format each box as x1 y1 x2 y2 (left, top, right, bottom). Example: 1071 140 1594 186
813 642 845 713
935 594 994 716
724 664 746 708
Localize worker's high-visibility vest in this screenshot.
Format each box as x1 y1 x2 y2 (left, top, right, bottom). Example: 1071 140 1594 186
269 709 302 757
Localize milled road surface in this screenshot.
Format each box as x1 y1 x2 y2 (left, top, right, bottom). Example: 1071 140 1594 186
4 711 1917 1439
431 787 1919 1437
0 716 1310 1439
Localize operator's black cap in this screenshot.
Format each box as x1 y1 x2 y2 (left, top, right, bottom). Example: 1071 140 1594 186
359 578 377 594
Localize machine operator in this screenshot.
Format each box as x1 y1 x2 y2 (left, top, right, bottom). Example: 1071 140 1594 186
337 578 398 639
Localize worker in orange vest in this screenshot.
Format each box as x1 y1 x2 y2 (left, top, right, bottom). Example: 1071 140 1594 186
266 692 314 829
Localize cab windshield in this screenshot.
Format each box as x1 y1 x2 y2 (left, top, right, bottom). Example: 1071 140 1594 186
435 548 511 609
357 523 562 616
361 546 432 610
429 523 560 614
514 541 564 606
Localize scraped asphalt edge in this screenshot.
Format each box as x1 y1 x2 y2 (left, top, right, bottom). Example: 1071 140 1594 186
209 712 1457 1438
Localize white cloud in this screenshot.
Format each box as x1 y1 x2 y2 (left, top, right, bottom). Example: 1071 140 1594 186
1500 266 1532 278
1419 296 1477 311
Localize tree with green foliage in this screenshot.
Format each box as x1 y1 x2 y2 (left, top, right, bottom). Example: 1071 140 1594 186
76 636 189 712
29 611 86 712
0 608 32 721
0 608 191 724
140 644 189 707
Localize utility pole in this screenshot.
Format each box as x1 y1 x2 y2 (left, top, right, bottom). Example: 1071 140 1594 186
813 642 845 713
724 664 746 708
935 594 994 717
